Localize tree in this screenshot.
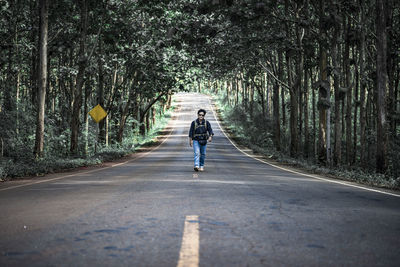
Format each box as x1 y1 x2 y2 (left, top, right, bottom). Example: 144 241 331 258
317 0 330 164
34 0 48 157
375 0 388 173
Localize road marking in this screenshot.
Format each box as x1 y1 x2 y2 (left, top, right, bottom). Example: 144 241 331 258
177 215 199 267
0 108 179 192
208 98 400 198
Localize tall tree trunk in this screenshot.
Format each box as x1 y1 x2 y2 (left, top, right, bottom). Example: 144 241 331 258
34 0 48 157
318 1 329 164
167 90 172 109
353 47 359 163
291 11 304 157
303 0 310 158
98 39 106 144
84 81 90 155
5 0 15 114
146 109 151 133
344 17 353 165
375 0 388 173
30 0 38 106
249 79 254 119
117 98 131 144
304 64 309 158
311 67 317 158
235 76 239 106
273 59 281 151
152 107 156 125
70 0 88 154
332 14 341 166
385 0 395 134
278 51 285 127
359 0 367 167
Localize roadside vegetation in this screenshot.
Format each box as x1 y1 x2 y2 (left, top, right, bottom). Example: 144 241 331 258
210 91 400 190
0 100 175 180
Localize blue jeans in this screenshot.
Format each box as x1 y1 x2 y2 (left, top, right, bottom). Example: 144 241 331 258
193 140 207 167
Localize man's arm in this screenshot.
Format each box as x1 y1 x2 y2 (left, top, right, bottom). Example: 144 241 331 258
189 137 193 147
207 121 214 142
188 121 194 146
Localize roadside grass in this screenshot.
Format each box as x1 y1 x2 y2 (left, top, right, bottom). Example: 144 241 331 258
0 101 176 181
210 93 400 191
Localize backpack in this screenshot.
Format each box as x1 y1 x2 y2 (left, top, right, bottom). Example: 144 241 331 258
194 119 207 131
193 119 208 144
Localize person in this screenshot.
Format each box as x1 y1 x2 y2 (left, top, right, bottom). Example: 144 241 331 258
188 109 214 172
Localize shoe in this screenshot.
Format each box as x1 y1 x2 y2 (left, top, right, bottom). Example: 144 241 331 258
199 166 204 172
194 166 199 172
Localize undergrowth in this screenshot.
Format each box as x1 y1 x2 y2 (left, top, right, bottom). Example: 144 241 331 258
210 93 400 190
0 101 176 180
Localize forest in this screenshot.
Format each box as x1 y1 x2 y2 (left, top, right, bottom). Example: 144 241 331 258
0 0 399 187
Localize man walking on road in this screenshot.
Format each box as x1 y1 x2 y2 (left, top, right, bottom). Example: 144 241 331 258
188 109 214 172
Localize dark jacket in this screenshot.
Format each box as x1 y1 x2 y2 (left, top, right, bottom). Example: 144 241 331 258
188 119 214 140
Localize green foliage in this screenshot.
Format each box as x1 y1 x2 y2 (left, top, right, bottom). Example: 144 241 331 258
212 94 400 190
213 93 275 152
0 98 176 179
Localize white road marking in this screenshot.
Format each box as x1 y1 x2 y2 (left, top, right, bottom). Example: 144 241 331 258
207 98 400 198
27 187 74 191
177 215 200 267
53 180 114 185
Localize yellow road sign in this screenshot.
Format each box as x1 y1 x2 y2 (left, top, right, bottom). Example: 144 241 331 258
89 104 107 123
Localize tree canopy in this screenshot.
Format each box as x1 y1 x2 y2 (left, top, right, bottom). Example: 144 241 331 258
1 0 399 180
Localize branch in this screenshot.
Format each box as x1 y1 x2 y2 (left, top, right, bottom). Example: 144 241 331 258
251 52 290 90
140 92 166 119
87 24 103 63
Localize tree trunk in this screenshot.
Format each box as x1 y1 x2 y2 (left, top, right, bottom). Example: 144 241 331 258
235 76 239 106
139 93 165 136
375 0 388 173
359 0 367 167
353 47 359 163
290 12 303 157
167 90 172 109
70 0 88 154
249 79 254 119
386 0 395 134
332 14 341 166
311 67 317 158
34 0 48 158
152 107 156 125
304 65 309 158
30 0 38 106
279 51 286 128
117 98 131 144
84 81 90 155
5 0 15 114
344 17 353 165
98 39 106 144
318 0 329 164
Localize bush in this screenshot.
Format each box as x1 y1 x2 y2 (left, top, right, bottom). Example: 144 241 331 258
0 99 176 180
211 93 400 190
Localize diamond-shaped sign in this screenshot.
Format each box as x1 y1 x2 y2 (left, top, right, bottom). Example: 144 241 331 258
89 104 107 123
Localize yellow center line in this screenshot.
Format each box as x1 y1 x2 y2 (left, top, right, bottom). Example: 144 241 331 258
177 215 199 267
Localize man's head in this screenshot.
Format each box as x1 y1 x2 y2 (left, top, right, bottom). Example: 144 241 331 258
197 109 206 118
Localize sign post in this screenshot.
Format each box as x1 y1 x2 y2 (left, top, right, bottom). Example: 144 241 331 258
88 104 107 153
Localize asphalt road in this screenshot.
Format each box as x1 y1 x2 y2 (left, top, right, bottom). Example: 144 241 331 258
1 93 399 267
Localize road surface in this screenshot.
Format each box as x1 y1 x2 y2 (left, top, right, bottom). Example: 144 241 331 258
1 93 399 266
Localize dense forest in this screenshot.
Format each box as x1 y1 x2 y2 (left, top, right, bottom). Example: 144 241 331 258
0 0 399 184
